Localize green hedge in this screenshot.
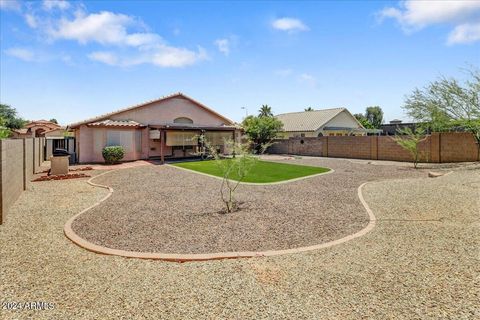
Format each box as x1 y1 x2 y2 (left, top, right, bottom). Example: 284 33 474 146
102 146 125 164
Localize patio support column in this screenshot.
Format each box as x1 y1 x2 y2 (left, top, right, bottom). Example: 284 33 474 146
160 129 165 164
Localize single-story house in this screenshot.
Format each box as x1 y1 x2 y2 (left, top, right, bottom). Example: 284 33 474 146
276 107 368 138
11 120 61 138
69 93 240 163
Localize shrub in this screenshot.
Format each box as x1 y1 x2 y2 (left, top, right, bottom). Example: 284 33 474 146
102 146 125 164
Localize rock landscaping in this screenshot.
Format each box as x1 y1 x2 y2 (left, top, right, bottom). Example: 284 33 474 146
1 158 478 319
70 157 428 254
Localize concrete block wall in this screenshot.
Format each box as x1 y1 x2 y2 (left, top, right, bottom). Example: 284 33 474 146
268 133 478 163
0 138 45 224
440 132 478 162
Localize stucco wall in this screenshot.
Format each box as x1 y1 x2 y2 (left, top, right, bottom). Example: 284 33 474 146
77 126 142 163
110 97 229 126
0 138 45 224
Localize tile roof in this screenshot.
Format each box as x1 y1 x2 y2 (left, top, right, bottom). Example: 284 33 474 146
276 108 346 132
87 120 146 128
69 92 234 128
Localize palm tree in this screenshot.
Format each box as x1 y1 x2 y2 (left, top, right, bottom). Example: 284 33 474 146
304 107 314 111
258 104 273 117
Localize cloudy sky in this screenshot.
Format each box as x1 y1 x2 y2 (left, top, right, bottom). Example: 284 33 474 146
1 0 479 124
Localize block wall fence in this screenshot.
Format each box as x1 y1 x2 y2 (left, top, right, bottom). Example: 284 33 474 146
0 137 45 224
267 132 479 163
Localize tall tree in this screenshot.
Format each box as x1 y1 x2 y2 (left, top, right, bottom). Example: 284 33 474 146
403 67 480 159
365 106 384 129
354 113 374 129
0 117 11 139
304 107 314 111
258 104 273 117
0 104 26 129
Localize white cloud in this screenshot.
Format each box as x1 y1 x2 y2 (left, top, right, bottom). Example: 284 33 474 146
89 46 207 68
299 73 316 87
0 0 21 11
50 11 137 45
24 13 38 28
5 47 34 61
214 38 230 56
88 51 118 65
272 18 309 33
378 0 480 44
43 0 70 11
150 45 207 67
447 22 480 45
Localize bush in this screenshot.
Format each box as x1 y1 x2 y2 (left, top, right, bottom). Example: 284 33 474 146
102 146 125 164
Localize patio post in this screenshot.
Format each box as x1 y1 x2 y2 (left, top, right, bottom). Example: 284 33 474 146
160 129 165 164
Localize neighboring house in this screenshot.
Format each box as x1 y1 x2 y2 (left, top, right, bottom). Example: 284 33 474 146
11 120 61 138
69 93 239 164
380 119 418 136
276 107 367 138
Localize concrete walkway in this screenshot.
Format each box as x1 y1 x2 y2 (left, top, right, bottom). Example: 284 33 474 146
0 164 478 319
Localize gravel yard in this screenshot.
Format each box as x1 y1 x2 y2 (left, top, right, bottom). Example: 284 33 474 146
71 157 427 254
1 158 478 319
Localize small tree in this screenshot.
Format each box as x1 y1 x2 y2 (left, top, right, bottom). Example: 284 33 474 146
393 127 426 168
242 115 283 152
201 136 263 213
49 118 58 124
304 107 314 111
102 146 125 164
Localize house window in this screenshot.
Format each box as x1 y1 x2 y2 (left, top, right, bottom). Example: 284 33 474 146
329 133 335 136
107 130 134 152
173 117 193 124
300 133 306 137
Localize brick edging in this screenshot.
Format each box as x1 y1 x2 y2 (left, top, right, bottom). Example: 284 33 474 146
64 170 376 262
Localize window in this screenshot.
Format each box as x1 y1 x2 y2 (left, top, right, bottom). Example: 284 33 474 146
135 130 142 153
107 130 134 152
300 133 305 137
173 117 193 124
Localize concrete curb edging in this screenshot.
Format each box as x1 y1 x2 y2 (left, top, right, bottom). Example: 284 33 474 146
166 163 334 185
64 170 376 263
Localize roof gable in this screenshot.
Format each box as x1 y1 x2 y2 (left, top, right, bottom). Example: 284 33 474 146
276 108 345 132
69 92 234 128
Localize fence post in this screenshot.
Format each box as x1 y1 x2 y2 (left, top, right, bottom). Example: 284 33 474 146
32 138 36 174
23 139 26 190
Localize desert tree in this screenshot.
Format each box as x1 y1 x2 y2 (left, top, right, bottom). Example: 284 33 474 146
200 136 266 213
393 127 427 168
403 66 480 159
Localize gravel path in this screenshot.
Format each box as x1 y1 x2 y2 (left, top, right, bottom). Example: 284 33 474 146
1 160 478 319
71 158 427 254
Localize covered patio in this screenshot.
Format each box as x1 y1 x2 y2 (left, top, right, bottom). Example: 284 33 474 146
147 124 238 163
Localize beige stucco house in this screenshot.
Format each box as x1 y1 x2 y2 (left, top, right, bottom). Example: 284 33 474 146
276 108 366 138
69 93 239 163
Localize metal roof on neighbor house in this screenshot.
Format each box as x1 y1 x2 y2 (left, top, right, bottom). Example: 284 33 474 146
276 108 346 132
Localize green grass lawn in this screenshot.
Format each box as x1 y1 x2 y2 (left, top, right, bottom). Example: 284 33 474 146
172 159 330 183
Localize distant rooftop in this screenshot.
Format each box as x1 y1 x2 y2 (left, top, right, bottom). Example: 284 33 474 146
275 108 346 132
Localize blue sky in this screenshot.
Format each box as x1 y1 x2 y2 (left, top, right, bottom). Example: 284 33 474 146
1 0 479 125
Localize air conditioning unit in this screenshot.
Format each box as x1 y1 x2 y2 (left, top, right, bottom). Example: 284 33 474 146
149 130 160 139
